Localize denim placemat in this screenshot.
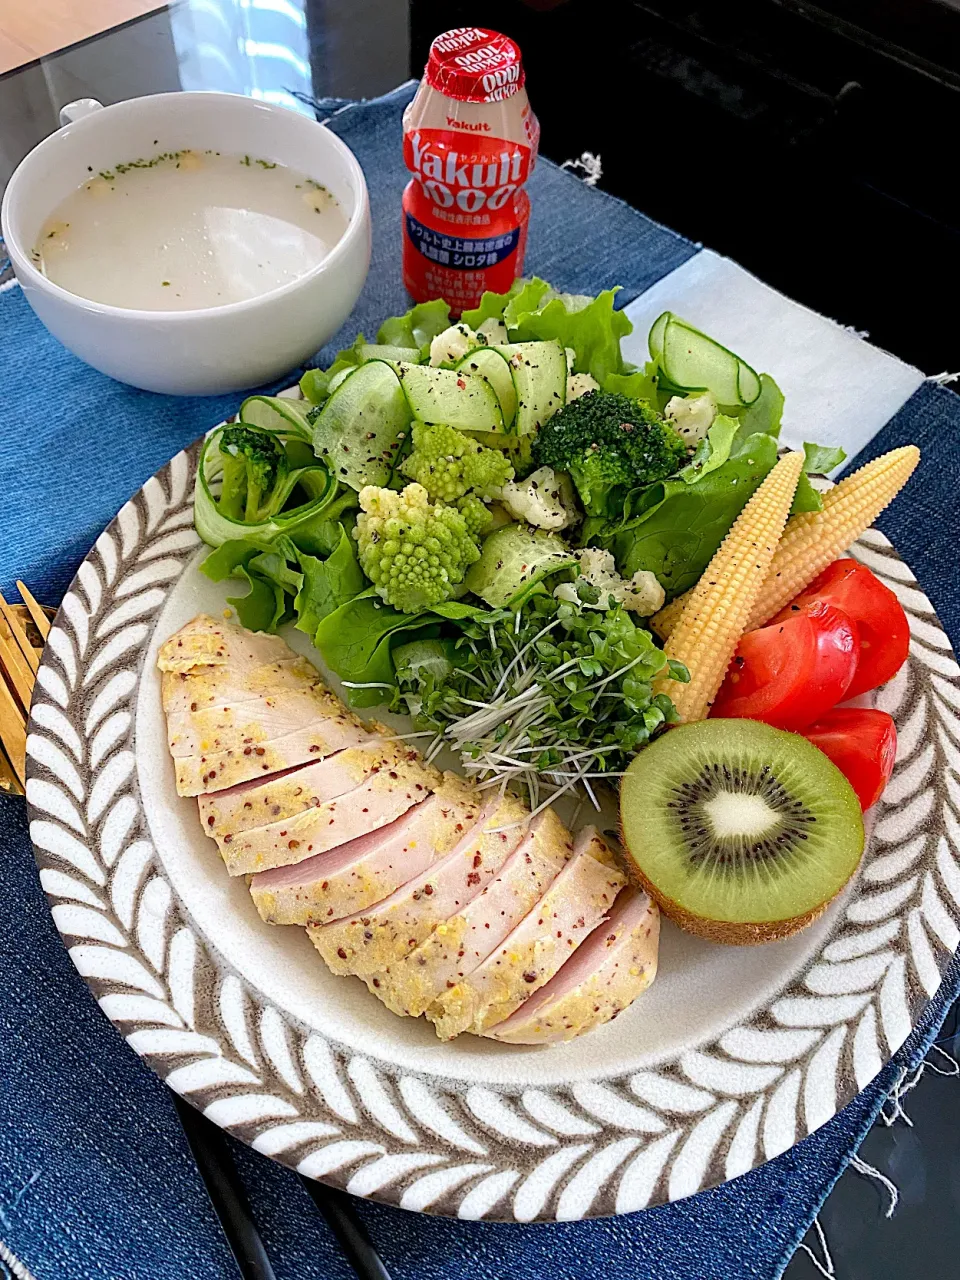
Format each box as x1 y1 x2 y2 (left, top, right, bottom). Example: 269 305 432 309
1 81 959 1280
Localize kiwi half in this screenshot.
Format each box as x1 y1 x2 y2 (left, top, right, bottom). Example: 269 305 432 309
620 719 865 945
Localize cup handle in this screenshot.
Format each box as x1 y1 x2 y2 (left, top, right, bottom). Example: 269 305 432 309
59 98 104 127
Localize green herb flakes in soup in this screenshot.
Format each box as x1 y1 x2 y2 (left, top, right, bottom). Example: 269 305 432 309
34 150 347 310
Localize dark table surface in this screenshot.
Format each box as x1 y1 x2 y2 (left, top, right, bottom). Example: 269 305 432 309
2 2 958 1275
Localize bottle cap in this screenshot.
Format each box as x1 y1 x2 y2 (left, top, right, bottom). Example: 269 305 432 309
425 28 525 104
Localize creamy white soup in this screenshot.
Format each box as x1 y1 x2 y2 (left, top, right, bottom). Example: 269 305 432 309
34 150 348 310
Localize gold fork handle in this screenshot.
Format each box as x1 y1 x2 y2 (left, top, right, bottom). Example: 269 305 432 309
0 583 53 794
0 679 27 790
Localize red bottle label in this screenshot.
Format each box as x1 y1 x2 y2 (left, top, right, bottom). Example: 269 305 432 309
401 127 532 313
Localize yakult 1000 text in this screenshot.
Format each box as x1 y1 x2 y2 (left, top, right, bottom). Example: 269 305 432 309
404 130 531 213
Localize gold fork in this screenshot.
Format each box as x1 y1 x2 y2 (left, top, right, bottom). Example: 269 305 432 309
0 582 52 794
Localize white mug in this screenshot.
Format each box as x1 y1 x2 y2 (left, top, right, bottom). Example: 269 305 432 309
1 92 371 395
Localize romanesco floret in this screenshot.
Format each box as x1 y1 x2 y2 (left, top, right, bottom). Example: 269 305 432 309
457 494 496 538
354 483 481 614
400 422 515 503
554 548 665 616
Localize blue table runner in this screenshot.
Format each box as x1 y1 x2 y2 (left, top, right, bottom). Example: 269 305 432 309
1 81 959 1280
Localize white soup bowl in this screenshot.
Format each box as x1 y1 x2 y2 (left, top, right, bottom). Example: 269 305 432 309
1 92 371 395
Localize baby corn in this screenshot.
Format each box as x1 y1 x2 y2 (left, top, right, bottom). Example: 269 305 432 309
651 444 920 641
746 445 919 629
654 451 804 722
650 591 687 641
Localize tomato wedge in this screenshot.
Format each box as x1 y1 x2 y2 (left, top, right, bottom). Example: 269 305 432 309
774 559 909 698
712 600 858 730
803 707 897 810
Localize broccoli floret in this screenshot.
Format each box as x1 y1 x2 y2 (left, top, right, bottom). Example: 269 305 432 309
401 422 515 503
218 426 289 523
532 390 686 518
354 483 481 614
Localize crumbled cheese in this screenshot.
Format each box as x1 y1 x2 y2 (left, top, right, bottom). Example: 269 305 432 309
429 323 479 367
477 316 509 346
664 391 717 444
566 371 600 402
495 466 577 530
554 547 665 615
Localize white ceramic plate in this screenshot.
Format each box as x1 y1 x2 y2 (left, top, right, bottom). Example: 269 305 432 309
25 437 960 1221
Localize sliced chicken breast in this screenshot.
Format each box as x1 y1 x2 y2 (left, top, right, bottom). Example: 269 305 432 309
159 617 376 796
171 716 374 797
159 613 290 677
213 752 445 876
485 887 660 1044
167 685 358 758
427 827 625 1040
251 778 481 923
310 795 528 977
197 739 399 839
164 654 316 720
369 807 573 1019
160 615 319 722
160 616 660 1047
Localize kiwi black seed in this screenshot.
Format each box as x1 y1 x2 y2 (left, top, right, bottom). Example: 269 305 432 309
619 719 865 945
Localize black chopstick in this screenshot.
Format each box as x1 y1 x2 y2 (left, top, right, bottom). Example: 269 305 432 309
300 1177 394 1280
172 1092 392 1280
173 1094 277 1280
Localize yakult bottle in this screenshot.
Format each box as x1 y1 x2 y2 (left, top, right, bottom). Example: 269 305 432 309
402 28 540 314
